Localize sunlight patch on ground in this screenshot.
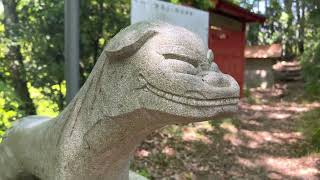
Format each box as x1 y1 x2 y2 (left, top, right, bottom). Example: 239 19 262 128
223 129 303 148
258 155 319 179
135 149 150 158
223 133 243 146
267 112 291 120
241 102 320 114
247 119 263 126
237 156 257 168
193 122 214 132
220 121 238 133
162 146 176 156
247 130 302 148
182 127 212 144
237 155 320 179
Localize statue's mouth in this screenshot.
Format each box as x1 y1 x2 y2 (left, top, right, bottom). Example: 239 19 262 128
145 82 239 107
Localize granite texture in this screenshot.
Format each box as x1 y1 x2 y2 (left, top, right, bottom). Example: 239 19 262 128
0 21 239 180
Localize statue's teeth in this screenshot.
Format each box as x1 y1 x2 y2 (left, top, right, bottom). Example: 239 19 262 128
178 96 188 104
165 93 173 100
171 94 179 102
204 100 212 106
146 83 238 107
156 88 165 96
180 97 188 104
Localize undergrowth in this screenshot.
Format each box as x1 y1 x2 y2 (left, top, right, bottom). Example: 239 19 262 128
297 108 320 152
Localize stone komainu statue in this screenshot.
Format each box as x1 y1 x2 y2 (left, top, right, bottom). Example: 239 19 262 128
0 21 239 180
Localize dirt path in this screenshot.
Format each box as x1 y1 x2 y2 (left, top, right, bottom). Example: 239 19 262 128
132 84 320 180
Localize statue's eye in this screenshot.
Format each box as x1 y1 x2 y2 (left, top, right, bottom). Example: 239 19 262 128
162 53 199 68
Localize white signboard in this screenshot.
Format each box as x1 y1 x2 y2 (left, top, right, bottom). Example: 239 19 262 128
131 0 209 45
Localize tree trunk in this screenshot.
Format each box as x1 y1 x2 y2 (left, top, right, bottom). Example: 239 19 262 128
58 80 65 112
298 0 305 54
265 0 268 11
284 0 294 58
2 0 36 115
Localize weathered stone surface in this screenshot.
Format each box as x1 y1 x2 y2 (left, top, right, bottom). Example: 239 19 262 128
0 21 239 180
129 171 149 180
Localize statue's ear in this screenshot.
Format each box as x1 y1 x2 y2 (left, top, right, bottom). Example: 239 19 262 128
104 23 158 60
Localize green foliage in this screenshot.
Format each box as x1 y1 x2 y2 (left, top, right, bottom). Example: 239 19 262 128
300 7 320 98
0 81 61 141
247 0 284 46
170 0 214 10
0 0 66 140
245 0 320 59
243 88 259 104
79 0 130 81
301 41 320 98
0 0 130 141
28 83 62 117
297 108 320 152
309 9 320 27
20 0 66 110
0 81 23 141
135 168 151 179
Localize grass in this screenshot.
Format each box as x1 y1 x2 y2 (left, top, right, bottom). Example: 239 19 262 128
297 108 320 152
135 168 151 179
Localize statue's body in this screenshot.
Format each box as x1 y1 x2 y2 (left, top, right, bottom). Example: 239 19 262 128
0 22 239 180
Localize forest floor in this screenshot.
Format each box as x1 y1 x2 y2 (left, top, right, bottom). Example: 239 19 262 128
132 82 320 180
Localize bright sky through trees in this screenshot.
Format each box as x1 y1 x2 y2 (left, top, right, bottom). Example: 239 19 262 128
0 1 3 13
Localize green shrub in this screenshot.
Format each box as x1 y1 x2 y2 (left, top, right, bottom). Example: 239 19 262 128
297 108 320 152
0 82 60 142
301 41 320 99
311 128 320 150
135 168 151 179
0 82 24 142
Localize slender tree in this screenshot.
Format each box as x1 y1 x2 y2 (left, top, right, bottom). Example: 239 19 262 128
2 0 36 115
296 0 305 54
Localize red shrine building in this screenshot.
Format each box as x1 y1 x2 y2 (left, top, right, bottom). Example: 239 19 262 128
208 0 266 96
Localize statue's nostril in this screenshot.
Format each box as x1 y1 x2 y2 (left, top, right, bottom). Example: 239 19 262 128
210 63 220 72
202 72 230 87
199 63 210 71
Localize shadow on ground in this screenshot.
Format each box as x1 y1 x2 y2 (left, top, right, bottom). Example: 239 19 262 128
132 83 320 180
